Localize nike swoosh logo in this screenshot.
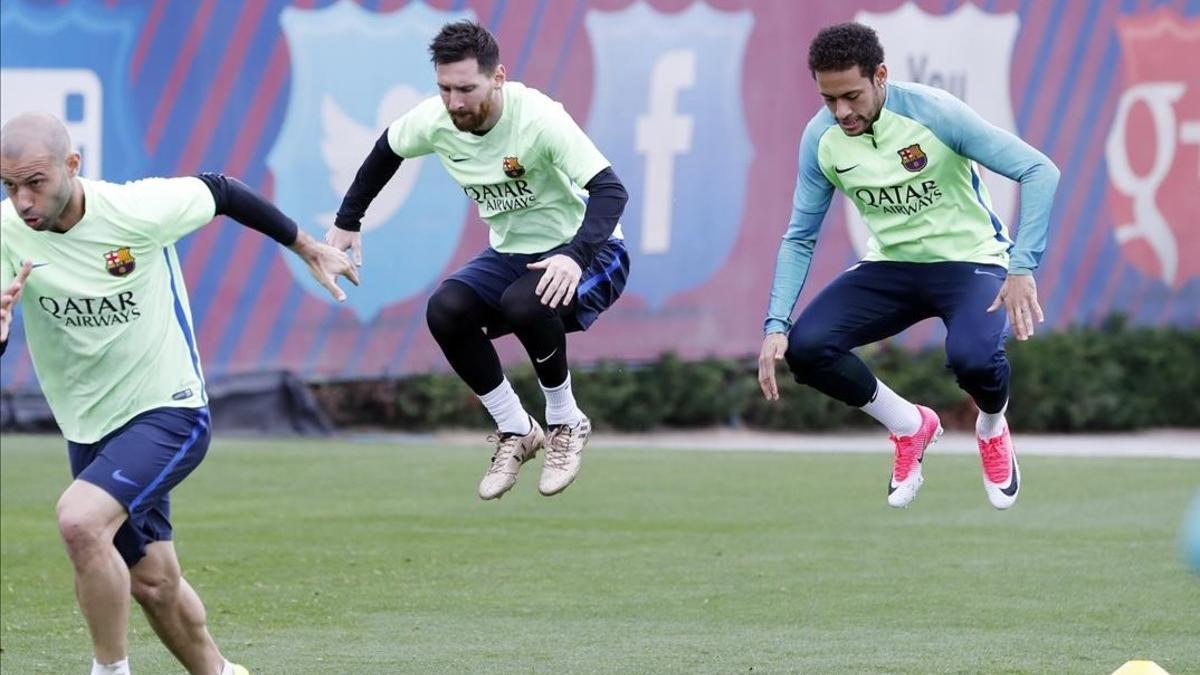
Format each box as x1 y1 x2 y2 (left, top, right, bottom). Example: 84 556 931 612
834 165 859 174
448 156 469 163
535 348 558 364
888 435 929 494
888 455 924 495
1000 456 1019 497
111 469 138 487
974 268 1005 279
30 262 50 269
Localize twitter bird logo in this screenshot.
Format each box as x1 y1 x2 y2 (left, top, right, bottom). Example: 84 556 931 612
318 86 426 233
268 0 473 320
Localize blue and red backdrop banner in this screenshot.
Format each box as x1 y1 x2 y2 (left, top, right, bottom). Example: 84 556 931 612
2 0 1197 388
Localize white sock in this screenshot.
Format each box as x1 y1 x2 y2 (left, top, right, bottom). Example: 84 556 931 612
977 400 1009 438
860 379 921 436
220 659 235 675
541 373 584 427
92 658 131 675
479 378 532 435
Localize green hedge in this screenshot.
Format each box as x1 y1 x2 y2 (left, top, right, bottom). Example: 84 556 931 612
311 319 1199 432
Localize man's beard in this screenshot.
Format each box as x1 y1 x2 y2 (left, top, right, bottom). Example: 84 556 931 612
450 98 493 132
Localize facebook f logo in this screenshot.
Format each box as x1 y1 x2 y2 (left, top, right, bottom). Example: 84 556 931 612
637 51 695 254
586 4 753 308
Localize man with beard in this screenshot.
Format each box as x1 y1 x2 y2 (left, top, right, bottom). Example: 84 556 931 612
758 22 1060 510
327 20 629 500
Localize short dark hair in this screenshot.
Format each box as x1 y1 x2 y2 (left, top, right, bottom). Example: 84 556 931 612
429 20 500 72
807 22 884 79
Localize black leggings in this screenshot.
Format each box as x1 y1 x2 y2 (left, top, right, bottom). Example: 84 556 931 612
425 275 573 395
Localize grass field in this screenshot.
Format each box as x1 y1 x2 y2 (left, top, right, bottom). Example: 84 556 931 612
1 434 1198 674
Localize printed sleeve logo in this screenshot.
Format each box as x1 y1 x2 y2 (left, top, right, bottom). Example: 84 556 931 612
896 144 927 172
104 247 136 277
502 156 526 178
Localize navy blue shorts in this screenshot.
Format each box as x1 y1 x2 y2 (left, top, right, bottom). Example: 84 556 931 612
448 237 630 335
68 406 211 566
787 260 1012 410
793 260 1010 342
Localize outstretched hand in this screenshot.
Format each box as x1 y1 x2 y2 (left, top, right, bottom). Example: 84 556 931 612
1 261 33 343
988 273 1043 341
292 232 360 302
526 254 582 309
325 226 363 267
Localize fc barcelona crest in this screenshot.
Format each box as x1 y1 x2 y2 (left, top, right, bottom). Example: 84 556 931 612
897 144 928 172
104 247 135 277
502 156 525 178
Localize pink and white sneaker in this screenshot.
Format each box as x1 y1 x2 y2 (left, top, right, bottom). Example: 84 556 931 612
978 423 1020 510
887 405 943 508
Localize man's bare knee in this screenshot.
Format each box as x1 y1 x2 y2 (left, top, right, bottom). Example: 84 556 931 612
56 506 108 564
55 481 125 564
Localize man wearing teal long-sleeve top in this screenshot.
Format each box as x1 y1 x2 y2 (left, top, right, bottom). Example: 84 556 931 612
758 22 1061 511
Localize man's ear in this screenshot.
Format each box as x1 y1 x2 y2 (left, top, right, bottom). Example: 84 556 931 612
65 152 81 178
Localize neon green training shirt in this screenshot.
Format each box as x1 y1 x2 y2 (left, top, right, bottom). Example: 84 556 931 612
1 177 215 443
387 81 614 254
765 80 1061 335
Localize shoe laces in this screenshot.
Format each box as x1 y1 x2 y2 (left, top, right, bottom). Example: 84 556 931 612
889 429 927 482
485 432 525 474
544 425 577 470
979 434 1011 483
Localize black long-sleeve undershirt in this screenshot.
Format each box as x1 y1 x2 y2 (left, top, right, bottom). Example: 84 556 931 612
195 173 298 246
558 166 627 269
1 174 300 358
332 131 628 268
334 131 404 233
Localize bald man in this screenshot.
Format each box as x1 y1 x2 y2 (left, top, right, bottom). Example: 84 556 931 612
0 113 358 675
